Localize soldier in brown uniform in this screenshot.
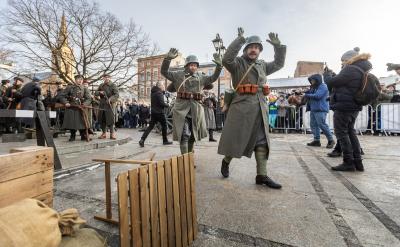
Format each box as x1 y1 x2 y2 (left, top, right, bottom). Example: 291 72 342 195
218 28 286 189
162 49 222 154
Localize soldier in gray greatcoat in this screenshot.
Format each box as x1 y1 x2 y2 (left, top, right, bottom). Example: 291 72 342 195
59 75 92 141
203 90 217 142
218 28 286 189
162 49 222 154
95 74 119 140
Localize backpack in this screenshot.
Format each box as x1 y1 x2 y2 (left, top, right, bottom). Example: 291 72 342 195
349 65 380 106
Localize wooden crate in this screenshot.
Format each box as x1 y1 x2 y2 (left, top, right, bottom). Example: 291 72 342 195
0 146 54 208
117 152 198 247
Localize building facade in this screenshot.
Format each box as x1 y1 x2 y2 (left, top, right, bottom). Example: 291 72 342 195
294 61 324 77
135 54 185 102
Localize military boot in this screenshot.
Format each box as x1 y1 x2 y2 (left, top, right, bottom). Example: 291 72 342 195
307 140 321 147
209 130 217 142
327 149 342 157
354 160 364 172
139 139 145 147
331 161 356 172
255 175 282 189
69 131 76 142
326 140 335 149
221 159 230 178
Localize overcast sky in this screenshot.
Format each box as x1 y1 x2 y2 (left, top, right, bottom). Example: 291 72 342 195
1 0 399 78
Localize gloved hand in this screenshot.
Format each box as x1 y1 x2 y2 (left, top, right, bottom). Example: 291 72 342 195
238 27 244 38
166 48 179 60
266 33 281 46
212 53 222 66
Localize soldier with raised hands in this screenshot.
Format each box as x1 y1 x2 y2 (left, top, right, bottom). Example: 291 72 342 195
218 27 286 189
162 48 222 154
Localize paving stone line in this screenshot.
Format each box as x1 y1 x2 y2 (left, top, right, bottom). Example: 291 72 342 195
307 148 400 241
290 146 363 247
198 224 297 247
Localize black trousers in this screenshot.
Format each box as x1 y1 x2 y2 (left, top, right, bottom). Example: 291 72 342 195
333 111 361 163
141 113 168 142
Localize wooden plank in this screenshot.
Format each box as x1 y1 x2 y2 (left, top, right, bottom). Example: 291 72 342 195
183 154 193 244
164 159 176 247
140 166 151 247
149 163 160 247
189 153 198 239
129 169 142 247
157 161 168 247
171 157 182 247
117 172 130 247
105 162 112 219
177 155 188 246
92 158 156 165
93 215 119 225
0 148 53 183
0 170 53 208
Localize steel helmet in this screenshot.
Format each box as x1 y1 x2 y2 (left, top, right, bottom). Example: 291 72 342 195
185 55 199 67
243 35 263 52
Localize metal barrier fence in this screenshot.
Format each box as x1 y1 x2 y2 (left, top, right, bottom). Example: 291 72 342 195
269 105 375 134
376 103 400 134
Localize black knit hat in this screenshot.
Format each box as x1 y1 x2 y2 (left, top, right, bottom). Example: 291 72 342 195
1 79 10 84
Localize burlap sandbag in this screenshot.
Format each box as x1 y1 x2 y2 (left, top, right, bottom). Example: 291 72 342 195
60 228 107 247
0 199 61 247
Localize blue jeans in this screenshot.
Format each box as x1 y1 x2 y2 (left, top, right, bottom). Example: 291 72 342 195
310 111 333 141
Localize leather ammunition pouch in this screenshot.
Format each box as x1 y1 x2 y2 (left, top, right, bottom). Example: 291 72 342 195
177 92 203 101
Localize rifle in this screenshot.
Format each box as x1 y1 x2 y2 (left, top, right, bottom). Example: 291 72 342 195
54 102 106 111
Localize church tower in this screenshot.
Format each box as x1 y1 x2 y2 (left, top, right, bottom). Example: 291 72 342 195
51 14 75 84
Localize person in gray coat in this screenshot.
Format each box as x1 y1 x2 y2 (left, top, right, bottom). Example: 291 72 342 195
218 27 286 189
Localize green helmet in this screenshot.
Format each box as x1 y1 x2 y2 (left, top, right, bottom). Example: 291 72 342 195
185 55 199 67
243 35 263 52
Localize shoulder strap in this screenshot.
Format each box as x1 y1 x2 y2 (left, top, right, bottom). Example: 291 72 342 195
234 63 256 91
177 75 192 92
348 65 370 93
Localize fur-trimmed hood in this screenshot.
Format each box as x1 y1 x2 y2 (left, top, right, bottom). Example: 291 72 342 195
344 53 371 65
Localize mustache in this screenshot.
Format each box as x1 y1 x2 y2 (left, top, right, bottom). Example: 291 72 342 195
249 52 257 56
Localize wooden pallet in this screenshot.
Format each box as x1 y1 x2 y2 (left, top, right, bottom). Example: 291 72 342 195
117 152 198 247
0 146 54 208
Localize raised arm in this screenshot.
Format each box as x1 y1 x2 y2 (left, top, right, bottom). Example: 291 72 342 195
161 48 179 82
203 53 223 86
264 33 287 75
222 27 246 73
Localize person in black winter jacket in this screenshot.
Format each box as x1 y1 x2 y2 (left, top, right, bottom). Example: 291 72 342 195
324 47 370 172
139 82 172 147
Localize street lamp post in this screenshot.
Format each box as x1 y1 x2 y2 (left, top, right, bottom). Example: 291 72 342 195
212 34 226 130
212 33 226 106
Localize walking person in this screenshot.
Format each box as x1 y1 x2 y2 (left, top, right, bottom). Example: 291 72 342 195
304 74 335 148
139 82 173 147
162 48 222 154
218 27 286 189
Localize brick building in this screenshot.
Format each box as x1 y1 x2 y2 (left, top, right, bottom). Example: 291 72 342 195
135 54 185 102
294 61 324 77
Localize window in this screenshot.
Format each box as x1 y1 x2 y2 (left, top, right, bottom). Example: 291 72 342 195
220 69 225 77
208 69 213 76
140 73 145 82
146 71 151 81
140 87 144 95
146 87 150 95
147 61 151 66
153 70 158 81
